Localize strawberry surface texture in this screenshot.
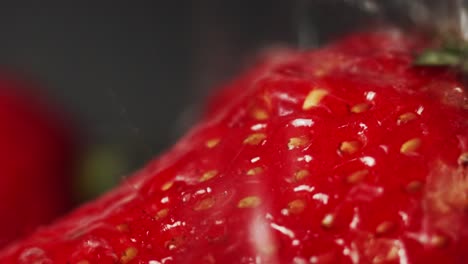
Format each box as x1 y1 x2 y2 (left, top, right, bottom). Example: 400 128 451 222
0 76 76 249
1 30 467 264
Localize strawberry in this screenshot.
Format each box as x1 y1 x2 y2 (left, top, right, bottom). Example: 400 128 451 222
0 75 76 248
0 30 466 264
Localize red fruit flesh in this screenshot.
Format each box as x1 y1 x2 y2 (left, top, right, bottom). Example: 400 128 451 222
0 76 76 248
0 30 466 263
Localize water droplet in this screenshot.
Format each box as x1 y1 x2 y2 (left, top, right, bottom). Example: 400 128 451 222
291 118 314 127
293 185 315 193
365 91 376 101
297 155 313 163
250 157 261 163
251 123 267 131
312 193 329 204
161 196 169 204
19 247 52 264
398 211 409 225
360 156 376 167
164 221 185 230
165 236 185 251
349 207 360 229
270 223 295 239
416 106 424 115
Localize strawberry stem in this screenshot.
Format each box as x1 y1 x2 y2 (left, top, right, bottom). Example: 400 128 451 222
415 37 468 73
414 49 462 66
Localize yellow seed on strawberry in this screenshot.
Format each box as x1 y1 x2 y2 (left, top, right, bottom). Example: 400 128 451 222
406 180 424 193
237 196 262 208
458 152 468 167
246 167 263 176
120 247 137 264
250 107 269 121
200 170 218 182
351 103 371 113
165 236 185 251
321 213 334 228
303 89 328 110
346 170 368 184
116 224 129 233
205 138 221 148
194 197 215 211
400 138 422 154
156 208 169 220
288 136 309 150
161 181 174 191
398 112 418 124
243 133 267 145
375 221 395 235
294 169 310 181
430 235 448 248
287 199 306 214
339 140 361 155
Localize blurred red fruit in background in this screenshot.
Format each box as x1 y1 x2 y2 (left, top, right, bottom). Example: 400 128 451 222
0 73 77 248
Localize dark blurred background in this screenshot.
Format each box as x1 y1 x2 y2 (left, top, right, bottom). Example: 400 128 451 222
0 1 300 200
0 1 425 200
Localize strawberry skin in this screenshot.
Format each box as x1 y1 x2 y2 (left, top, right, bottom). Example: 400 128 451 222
0 76 76 248
0 30 466 264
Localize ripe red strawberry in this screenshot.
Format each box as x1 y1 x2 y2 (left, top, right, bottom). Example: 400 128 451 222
0 75 76 248
0 30 466 263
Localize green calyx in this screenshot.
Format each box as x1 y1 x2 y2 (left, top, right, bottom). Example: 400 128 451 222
415 37 468 72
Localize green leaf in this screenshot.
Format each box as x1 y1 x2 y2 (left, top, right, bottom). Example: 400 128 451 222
461 59 468 73
75 145 128 201
441 37 468 54
414 49 462 66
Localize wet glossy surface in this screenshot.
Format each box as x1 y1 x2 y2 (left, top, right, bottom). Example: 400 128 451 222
0 30 467 263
